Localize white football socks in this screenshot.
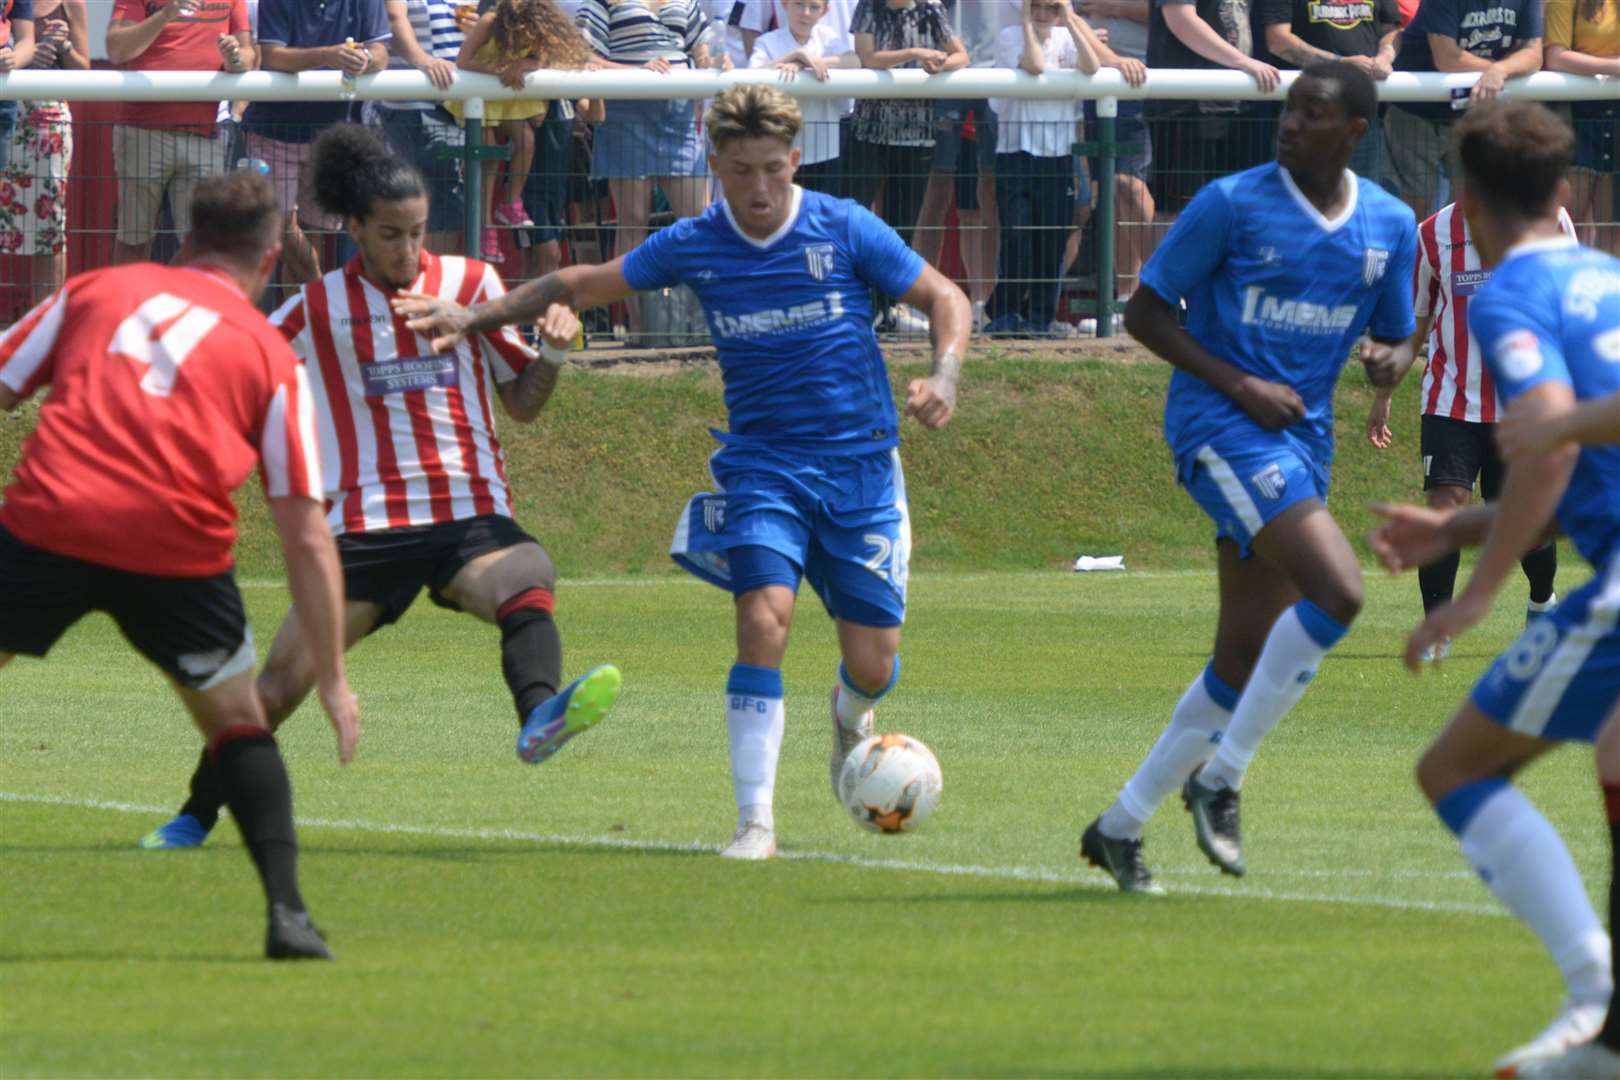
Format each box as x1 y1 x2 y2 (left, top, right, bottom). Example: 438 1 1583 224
1099 665 1235 840
727 697 783 831
835 659 896 730
1200 600 1346 792
1459 784 1611 1004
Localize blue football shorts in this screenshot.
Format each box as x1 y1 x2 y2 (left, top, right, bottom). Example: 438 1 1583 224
1180 425 1331 557
1472 553 1620 743
669 444 911 627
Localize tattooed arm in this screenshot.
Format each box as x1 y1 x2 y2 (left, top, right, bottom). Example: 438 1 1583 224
497 304 583 424
395 259 636 355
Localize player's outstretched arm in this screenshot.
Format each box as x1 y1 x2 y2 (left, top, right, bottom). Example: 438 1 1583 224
1401 383 1577 669
499 304 582 424
268 496 360 764
394 260 636 354
900 264 970 430
1123 287 1305 430
1499 389 1620 463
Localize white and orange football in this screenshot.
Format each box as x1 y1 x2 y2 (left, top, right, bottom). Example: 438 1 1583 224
837 733 942 834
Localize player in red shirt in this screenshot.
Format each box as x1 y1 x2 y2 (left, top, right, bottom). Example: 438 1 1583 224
0 170 360 960
139 124 620 852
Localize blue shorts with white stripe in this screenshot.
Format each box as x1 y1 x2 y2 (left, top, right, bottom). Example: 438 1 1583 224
1180 426 1330 557
1472 554 1620 743
668 443 911 628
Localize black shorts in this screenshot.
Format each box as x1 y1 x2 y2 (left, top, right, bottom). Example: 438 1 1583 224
340 513 539 631
1421 414 1506 497
0 525 253 689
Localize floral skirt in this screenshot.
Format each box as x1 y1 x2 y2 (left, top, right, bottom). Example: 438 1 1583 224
0 102 71 257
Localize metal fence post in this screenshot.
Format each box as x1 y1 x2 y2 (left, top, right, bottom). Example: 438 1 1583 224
1095 95 1118 339
463 97 484 260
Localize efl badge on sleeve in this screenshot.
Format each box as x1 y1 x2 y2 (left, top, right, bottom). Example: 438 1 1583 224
804 244 836 282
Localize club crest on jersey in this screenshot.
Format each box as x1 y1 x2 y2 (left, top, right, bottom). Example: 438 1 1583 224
803 244 836 282
1251 462 1287 501
1363 248 1391 286
702 496 726 533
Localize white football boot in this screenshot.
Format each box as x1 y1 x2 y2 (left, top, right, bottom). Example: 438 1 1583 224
1494 1001 1608 1077
1510 1040 1620 1079
829 686 874 800
720 821 777 861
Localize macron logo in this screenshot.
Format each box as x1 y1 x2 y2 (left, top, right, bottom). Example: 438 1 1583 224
1240 287 1358 334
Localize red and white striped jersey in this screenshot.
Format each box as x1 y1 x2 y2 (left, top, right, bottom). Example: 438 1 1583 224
273 251 537 536
0 263 321 576
1416 202 1577 423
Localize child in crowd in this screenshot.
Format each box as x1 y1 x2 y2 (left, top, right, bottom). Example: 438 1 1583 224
453 0 591 261
987 0 1126 337
748 0 857 195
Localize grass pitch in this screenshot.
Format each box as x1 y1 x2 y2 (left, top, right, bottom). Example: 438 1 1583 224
0 569 1603 1077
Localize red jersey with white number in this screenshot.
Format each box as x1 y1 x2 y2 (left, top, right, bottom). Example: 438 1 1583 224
1416 203 1577 423
273 251 536 536
0 263 322 576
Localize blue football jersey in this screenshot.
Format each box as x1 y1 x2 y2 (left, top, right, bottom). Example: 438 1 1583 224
1139 163 1418 477
622 187 925 454
1471 237 1620 568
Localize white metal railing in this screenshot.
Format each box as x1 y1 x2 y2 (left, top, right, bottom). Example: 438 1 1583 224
0 67 1608 103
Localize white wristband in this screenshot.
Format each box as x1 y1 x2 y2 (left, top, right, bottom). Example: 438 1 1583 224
539 341 569 366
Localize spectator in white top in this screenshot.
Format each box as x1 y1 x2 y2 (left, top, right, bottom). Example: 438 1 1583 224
922 0 1018 330
984 0 1100 338
1077 0 1155 329
741 0 856 55
701 0 767 66
748 0 858 195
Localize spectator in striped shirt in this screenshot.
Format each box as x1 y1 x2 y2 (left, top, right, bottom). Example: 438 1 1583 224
0 169 358 960
375 0 466 256
1365 197 1577 657
139 124 623 856
577 0 718 341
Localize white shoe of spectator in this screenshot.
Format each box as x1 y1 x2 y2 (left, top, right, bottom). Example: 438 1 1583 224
1077 313 1125 336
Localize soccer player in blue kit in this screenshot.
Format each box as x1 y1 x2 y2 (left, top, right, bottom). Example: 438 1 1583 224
397 83 971 860
1080 60 1419 893
1370 101 1620 1077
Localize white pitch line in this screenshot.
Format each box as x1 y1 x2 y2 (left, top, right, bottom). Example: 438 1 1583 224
235 569 1219 590
1 790 1503 917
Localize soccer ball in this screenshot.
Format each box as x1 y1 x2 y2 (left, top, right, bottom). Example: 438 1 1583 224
837 733 942 834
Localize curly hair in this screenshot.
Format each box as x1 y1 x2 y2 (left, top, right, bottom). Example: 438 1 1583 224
493 0 593 68
311 123 427 222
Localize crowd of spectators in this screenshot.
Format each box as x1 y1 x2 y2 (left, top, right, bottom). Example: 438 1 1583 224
0 0 1612 333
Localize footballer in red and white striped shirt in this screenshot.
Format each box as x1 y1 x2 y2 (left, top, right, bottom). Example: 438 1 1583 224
275 247 536 536
142 125 621 861
0 169 357 961
1414 202 1576 424
1365 200 1572 648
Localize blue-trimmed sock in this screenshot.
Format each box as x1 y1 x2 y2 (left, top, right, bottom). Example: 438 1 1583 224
1100 662 1238 840
835 657 898 730
1201 599 1348 792
726 663 784 831
1440 779 1610 1005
